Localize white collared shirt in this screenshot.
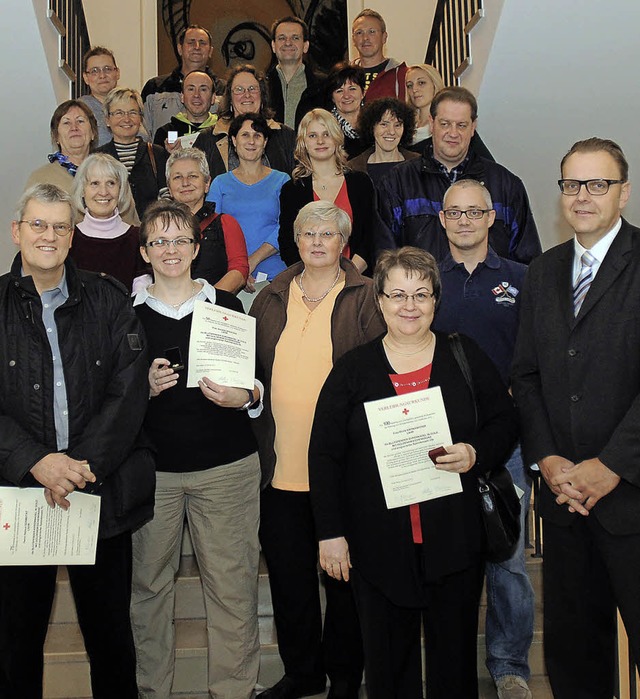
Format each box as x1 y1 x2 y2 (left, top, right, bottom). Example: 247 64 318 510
572 217 622 284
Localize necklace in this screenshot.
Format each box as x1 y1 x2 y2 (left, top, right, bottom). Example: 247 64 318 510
150 280 199 309
298 266 341 303
383 332 434 356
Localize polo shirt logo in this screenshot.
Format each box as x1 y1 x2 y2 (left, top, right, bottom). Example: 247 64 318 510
492 282 519 305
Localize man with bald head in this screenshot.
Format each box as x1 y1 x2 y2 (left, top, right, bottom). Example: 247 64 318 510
433 179 533 699
154 70 218 152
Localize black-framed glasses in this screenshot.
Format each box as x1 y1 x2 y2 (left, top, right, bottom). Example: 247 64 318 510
381 291 435 304
558 178 625 196
442 208 492 220
145 237 195 249
19 219 72 236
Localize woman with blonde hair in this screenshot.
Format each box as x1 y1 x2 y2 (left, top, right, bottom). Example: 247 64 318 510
404 64 445 148
97 87 168 218
278 108 376 273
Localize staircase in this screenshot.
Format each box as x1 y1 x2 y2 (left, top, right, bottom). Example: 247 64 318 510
42 527 551 698
425 0 484 86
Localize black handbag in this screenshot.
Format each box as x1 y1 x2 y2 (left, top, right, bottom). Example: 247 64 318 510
448 333 520 563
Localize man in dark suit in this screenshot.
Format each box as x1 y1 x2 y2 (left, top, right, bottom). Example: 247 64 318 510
512 137 639 698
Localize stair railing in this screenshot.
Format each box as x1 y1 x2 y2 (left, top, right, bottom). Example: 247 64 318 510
425 0 483 86
47 0 91 97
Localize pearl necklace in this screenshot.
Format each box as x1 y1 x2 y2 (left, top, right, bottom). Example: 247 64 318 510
298 267 341 303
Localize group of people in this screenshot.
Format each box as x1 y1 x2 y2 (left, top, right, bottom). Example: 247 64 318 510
2 6 639 699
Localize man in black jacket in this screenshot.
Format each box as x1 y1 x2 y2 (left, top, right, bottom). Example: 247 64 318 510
512 138 640 697
0 184 154 699
266 16 324 130
377 86 541 265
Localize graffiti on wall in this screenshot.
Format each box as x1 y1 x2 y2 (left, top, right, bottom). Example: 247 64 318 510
158 0 347 78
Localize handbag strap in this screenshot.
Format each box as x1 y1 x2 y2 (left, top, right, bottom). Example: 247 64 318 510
448 332 478 430
146 142 158 180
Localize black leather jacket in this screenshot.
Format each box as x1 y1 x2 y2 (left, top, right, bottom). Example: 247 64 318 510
0 255 155 538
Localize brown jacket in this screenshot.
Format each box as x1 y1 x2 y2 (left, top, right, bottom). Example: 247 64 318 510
250 257 386 487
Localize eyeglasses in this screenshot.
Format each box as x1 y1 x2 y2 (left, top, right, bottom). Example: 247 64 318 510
19 219 72 236
381 291 435 304
145 237 195 249
85 66 117 76
442 208 492 220
353 28 381 37
108 109 142 119
296 230 342 241
557 178 625 196
231 85 259 95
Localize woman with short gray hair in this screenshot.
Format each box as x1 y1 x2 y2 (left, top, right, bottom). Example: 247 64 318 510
70 152 146 290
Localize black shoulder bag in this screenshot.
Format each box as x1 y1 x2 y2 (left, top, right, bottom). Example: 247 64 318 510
448 332 520 563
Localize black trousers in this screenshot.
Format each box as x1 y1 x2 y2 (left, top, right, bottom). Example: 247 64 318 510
543 516 640 699
259 485 364 689
0 531 137 699
351 561 485 699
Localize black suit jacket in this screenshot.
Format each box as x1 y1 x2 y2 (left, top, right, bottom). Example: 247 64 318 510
512 219 640 533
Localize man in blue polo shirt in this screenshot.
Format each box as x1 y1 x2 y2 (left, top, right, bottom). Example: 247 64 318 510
432 179 534 699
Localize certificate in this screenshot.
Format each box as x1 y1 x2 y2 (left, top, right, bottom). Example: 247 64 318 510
187 300 256 389
364 387 462 508
0 488 100 565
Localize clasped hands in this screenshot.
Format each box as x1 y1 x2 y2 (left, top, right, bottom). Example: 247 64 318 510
539 455 620 515
30 453 96 510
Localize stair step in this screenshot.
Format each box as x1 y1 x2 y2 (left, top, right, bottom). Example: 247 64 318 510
44 551 546 697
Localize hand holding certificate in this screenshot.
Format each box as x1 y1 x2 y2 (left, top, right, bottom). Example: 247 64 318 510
364 386 463 508
187 300 256 389
0 488 100 565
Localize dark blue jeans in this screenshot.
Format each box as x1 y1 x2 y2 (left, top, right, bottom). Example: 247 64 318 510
484 444 535 681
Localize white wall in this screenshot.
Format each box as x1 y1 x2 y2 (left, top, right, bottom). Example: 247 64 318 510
0 0 65 271
347 0 437 66
469 0 640 250
83 0 157 93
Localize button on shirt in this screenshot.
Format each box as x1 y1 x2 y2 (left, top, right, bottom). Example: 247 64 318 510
39 270 70 450
433 247 527 383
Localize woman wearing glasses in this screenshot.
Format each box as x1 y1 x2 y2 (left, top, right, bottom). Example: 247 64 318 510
308 247 517 698
131 199 263 699
97 88 168 219
194 64 296 179
250 201 385 698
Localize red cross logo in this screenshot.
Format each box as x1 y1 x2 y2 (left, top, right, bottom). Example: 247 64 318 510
402 408 409 415
2 523 9 530
223 316 229 321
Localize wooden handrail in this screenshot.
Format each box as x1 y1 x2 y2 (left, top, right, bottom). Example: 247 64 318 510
424 0 483 86
47 0 91 97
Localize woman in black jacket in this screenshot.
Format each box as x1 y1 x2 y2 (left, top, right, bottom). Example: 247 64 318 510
309 247 518 699
278 108 377 274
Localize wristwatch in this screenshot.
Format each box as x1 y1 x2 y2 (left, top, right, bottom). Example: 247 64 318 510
238 388 255 411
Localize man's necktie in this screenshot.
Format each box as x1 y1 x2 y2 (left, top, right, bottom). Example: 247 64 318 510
573 250 596 316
